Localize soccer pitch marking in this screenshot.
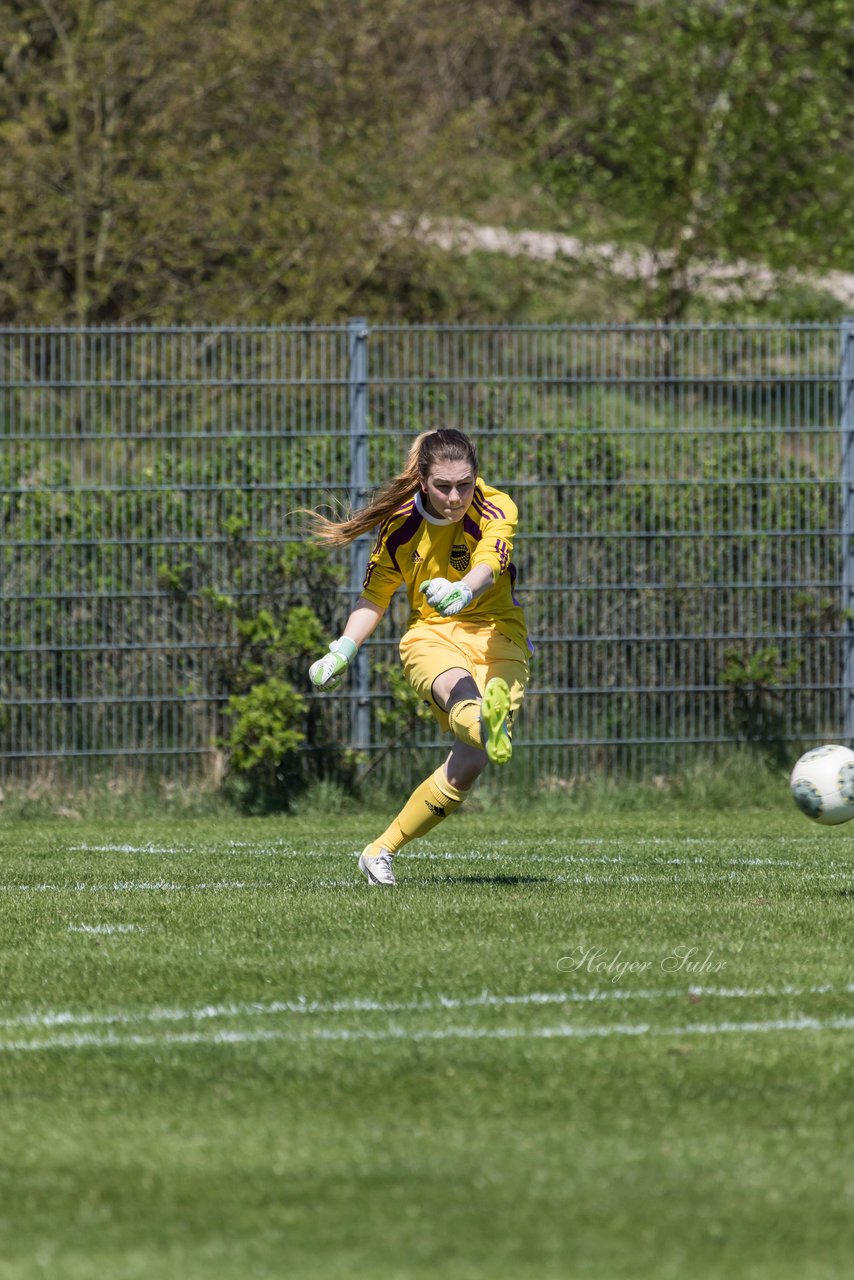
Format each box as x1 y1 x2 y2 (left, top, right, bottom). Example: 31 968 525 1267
4 867 853 894
3 1014 854 1055
0 880 273 893
405 850 854 876
67 923 146 935
5 864 853 894
1 982 852 1044
69 841 854 873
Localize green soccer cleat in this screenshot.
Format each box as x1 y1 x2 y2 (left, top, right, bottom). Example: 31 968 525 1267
481 677 512 765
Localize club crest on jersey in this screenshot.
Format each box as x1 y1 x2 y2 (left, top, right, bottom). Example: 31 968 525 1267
450 543 470 571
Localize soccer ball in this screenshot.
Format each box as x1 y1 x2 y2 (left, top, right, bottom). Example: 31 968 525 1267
789 744 854 825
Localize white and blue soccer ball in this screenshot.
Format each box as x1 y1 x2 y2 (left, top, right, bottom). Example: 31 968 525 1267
790 744 854 825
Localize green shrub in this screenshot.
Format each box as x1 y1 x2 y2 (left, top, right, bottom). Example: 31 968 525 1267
223 677 307 813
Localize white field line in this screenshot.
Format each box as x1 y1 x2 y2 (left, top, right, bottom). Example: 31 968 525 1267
71 843 186 855
67 924 146 935
550 871 854 886
4 1014 854 1054
228 835 854 846
405 850 854 876
65 841 854 875
3 869 851 894
72 837 854 868
2 983 851 1035
6 867 852 893
0 880 272 893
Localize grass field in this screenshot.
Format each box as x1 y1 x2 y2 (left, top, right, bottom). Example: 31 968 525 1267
1 802 853 1279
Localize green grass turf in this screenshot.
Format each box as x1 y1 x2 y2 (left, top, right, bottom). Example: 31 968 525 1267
1 805 853 1279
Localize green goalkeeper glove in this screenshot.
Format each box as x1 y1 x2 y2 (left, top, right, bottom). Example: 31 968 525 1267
420 578 474 617
308 636 358 692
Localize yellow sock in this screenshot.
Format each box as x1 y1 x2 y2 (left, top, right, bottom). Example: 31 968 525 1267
370 767 470 854
448 698 483 750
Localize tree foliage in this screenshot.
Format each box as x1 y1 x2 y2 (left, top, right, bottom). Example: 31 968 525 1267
529 0 854 316
0 0 531 322
1 0 852 322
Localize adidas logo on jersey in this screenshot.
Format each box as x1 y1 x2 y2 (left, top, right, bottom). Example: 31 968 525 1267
450 543 470 571
411 549 423 563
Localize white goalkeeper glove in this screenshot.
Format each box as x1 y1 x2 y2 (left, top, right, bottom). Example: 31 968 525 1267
419 578 474 618
308 636 358 691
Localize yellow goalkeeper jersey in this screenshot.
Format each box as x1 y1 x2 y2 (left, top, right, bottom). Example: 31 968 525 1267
359 479 529 651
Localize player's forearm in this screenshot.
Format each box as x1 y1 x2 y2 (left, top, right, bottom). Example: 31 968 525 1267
460 563 496 600
342 598 386 647
308 598 385 692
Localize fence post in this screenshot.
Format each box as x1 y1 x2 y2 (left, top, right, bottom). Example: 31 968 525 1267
841 317 854 745
348 318 372 753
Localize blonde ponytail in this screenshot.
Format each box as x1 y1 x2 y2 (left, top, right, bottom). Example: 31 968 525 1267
307 429 477 547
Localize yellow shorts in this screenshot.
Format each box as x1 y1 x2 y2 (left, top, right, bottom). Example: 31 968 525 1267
399 620 529 734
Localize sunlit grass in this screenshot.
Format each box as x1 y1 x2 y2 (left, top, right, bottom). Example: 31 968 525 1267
1 805 852 1279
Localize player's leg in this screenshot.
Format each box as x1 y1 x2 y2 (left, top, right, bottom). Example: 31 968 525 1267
431 667 484 749
358 644 479 885
442 737 489 790
428 666 512 764
357 720 506 888
399 627 490 753
358 738 488 885
478 632 529 767
358 631 523 886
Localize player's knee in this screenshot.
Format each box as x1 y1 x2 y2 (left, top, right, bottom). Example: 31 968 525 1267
447 698 483 751
432 670 479 711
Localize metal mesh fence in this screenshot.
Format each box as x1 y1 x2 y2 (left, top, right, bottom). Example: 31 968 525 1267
1 321 851 789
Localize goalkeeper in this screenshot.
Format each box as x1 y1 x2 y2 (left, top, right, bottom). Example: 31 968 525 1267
307 428 530 887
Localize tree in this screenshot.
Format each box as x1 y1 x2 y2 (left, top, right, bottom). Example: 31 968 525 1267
529 0 854 318
0 0 538 323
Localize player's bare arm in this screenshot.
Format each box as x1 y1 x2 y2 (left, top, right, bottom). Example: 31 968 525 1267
309 599 385 692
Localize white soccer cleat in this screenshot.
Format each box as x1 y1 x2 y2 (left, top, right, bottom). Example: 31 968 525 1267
358 846 397 886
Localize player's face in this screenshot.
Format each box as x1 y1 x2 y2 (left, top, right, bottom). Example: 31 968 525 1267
422 460 475 520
